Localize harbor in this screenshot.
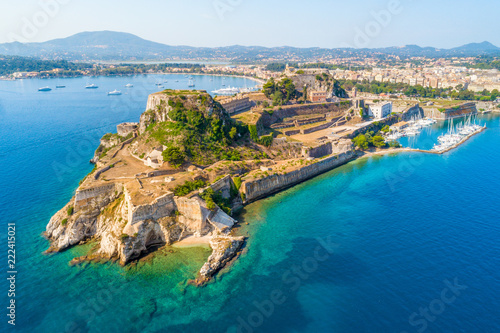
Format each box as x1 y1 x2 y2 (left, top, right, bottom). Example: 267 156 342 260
384 111 488 154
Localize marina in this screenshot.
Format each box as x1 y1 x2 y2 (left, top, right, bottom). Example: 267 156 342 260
431 116 485 152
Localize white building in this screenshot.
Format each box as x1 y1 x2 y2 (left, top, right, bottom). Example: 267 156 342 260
144 146 166 169
368 102 392 119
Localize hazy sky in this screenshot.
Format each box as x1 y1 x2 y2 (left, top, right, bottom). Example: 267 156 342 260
0 0 498 48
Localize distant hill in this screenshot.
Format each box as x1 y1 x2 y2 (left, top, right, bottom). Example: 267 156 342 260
0 31 197 61
449 41 500 55
1 31 499 61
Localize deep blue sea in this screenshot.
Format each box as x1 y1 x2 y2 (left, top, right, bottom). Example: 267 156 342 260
0 76 499 333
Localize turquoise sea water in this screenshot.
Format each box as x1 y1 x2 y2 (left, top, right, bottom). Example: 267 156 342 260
0 77 499 333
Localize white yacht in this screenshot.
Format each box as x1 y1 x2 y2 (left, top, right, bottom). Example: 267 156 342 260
125 84 134 88
108 90 122 96
212 86 240 95
85 84 98 89
38 86 52 92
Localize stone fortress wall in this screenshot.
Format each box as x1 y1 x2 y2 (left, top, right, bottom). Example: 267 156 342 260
241 150 356 203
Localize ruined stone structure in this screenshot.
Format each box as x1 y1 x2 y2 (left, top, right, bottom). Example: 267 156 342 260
302 142 333 159
117 123 139 137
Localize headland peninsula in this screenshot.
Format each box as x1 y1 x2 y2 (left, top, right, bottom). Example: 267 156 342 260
44 71 486 285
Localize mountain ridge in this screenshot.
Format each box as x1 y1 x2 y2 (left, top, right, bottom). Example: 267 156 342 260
1 31 499 61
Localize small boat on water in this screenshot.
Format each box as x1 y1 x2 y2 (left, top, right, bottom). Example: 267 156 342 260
56 85 66 88
125 84 133 88
108 90 122 96
85 84 98 89
38 87 52 92
188 79 195 87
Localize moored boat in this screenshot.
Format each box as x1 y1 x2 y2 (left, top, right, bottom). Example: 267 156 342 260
108 90 122 96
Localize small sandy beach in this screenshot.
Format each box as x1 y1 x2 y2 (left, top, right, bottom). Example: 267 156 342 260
173 235 212 248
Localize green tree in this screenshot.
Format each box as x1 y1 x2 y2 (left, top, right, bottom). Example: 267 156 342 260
372 135 387 148
162 147 185 168
263 78 276 98
229 127 238 140
353 134 369 150
279 78 296 102
273 91 284 106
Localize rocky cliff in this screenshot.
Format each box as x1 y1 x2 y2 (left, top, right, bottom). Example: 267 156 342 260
46 179 239 267
139 90 229 134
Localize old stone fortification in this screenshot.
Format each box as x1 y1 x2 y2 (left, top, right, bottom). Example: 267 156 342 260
74 183 122 211
302 142 333 159
47 179 236 264
349 115 399 138
400 104 424 121
271 115 326 130
218 96 253 115
117 123 139 137
302 121 335 134
241 150 356 202
423 102 477 120
209 175 233 199
126 191 176 225
270 137 303 159
260 101 351 128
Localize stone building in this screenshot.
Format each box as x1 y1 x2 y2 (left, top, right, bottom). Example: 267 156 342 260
308 90 328 103
218 96 252 115
368 102 392 119
117 123 139 137
144 147 165 169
